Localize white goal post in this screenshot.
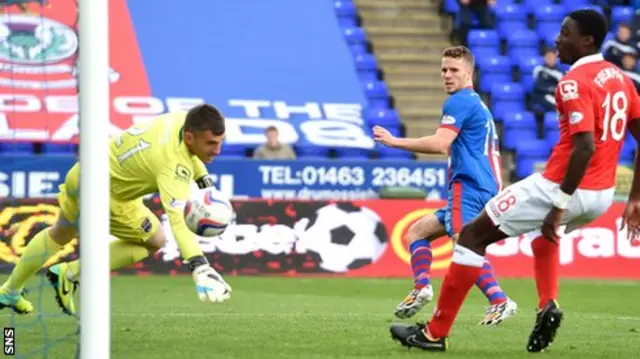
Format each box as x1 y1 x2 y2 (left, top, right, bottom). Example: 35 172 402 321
78 0 110 357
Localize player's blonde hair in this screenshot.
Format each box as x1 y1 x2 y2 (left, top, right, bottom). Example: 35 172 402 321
442 46 475 68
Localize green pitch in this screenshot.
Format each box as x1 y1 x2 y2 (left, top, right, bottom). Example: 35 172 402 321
3 276 640 358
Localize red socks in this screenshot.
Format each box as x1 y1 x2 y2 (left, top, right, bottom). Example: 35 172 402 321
531 236 559 309
426 246 484 338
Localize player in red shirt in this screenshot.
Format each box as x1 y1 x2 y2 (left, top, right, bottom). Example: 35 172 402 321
389 9 640 353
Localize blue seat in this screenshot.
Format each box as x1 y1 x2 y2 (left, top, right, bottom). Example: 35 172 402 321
477 55 512 73
507 30 539 48
364 81 389 108
222 144 248 156
557 0 590 5
604 31 616 44
522 0 553 13
515 139 549 178
491 83 526 120
502 111 537 150
0 142 34 154
565 4 603 15
335 147 372 159
349 44 368 55
620 136 636 163
611 6 634 29
495 4 528 38
354 54 378 82
518 56 543 74
544 112 560 146
365 108 400 127
442 0 459 15
42 143 77 154
480 73 512 94
536 22 560 39
469 46 500 59
509 48 541 64
468 30 500 48
343 27 367 45
534 5 566 23
477 56 513 93
218 155 246 160
377 145 413 159
296 145 330 158
540 30 559 48
334 1 358 27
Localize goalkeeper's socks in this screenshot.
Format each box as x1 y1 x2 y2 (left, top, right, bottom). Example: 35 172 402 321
4 229 61 291
531 236 559 309
427 245 483 338
109 239 152 270
62 240 151 281
410 239 433 289
475 259 507 305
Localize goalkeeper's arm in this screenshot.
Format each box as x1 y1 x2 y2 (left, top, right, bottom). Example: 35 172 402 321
156 164 204 263
157 163 232 303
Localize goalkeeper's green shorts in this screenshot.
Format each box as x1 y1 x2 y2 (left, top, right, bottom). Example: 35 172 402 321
57 162 160 243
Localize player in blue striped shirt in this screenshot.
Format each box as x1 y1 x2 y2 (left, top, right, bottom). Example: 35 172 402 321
374 46 516 326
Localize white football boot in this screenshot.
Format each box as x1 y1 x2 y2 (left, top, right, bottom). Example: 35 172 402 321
394 285 434 319
479 297 518 326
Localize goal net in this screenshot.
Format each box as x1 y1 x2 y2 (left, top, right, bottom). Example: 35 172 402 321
0 0 81 357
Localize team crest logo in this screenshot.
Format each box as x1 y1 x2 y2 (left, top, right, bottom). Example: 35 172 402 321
0 13 119 89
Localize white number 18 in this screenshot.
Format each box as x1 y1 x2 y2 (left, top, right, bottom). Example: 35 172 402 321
600 91 628 142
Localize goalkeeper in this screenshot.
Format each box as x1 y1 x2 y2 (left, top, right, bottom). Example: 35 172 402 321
0 104 232 315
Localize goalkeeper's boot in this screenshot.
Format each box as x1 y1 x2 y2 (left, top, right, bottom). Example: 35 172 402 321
0 287 33 315
394 285 433 319
46 262 78 315
390 322 447 351
480 297 518 326
527 300 563 352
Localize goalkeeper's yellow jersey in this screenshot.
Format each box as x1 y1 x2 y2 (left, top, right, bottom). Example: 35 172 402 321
110 112 208 260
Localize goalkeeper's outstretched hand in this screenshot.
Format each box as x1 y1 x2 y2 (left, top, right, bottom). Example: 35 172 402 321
188 256 232 303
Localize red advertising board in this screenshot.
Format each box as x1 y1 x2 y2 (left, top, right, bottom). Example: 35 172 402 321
0 198 638 279
0 0 143 142
346 200 640 279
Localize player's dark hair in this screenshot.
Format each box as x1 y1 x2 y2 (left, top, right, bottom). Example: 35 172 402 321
185 104 225 135
442 46 475 68
264 126 278 133
568 9 608 51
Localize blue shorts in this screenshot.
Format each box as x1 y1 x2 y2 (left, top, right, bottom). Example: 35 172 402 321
435 182 494 237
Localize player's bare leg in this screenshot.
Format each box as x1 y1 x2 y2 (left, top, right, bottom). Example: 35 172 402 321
50 227 167 315
0 214 76 315
394 215 445 319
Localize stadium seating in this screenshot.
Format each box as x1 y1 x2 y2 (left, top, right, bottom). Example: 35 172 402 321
543 112 560 147
448 0 640 179
502 111 537 150
7 0 635 181
515 139 550 178
490 82 525 120
1 0 405 161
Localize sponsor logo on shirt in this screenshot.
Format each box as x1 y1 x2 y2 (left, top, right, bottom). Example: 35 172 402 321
441 115 456 125
559 80 579 101
569 112 583 125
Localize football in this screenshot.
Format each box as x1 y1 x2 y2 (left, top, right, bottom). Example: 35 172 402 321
184 187 234 237
295 202 389 273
